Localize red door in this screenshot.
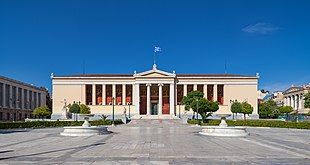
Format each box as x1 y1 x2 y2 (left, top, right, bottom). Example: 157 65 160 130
162 97 170 114
140 97 147 115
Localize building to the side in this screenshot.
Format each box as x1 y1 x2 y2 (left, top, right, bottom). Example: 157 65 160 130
283 84 310 114
0 76 48 121
51 65 259 119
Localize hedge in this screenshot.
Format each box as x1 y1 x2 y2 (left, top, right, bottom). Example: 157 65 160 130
188 119 310 129
0 119 123 129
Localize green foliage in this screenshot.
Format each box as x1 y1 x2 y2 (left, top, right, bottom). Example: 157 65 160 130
0 119 123 129
69 103 80 114
279 106 293 116
32 106 51 119
241 102 253 120
188 119 310 129
182 91 204 111
304 92 310 108
79 104 91 114
182 90 218 121
258 100 280 119
230 101 242 119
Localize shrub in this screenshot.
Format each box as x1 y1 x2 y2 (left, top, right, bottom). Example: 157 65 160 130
0 119 123 129
79 104 91 114
32 106 51 119
69 103 80 114
188 119 310 129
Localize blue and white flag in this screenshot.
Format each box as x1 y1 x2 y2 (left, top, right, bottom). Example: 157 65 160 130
154 46 162 52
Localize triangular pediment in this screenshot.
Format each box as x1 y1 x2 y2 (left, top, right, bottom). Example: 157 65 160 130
283 86 303 94
134 65 176 78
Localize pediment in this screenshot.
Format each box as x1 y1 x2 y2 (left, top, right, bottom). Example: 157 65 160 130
134 65 176 78
283 87 302 94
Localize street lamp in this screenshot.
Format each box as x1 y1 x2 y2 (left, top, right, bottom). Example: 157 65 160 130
112 97 115 126
178 102 181 118
127 102 131 119
196 98 199 120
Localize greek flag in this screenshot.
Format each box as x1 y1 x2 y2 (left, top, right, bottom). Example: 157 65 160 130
154 46 162 52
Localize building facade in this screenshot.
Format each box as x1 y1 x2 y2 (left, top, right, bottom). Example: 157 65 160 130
51 65 259 119
283 84 310 114
0 76 48 121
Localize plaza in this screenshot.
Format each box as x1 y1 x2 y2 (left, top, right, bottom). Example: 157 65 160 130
0 120 309 164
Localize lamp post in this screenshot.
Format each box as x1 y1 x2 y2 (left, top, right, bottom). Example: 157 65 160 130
112 97 115 125
127 102 131 119
196 98 199 120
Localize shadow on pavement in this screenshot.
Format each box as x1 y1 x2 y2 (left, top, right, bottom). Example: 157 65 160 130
0 142 105 160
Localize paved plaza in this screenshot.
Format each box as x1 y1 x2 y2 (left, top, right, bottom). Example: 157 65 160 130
0 120 309 164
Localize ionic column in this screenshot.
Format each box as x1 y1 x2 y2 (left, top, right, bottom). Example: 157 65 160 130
158 83 163 116
203 84 208 98
122 84 126 105
146 84 151 115
183 84 187 96
102 84 106 105
134 83 139 114
193 84 197 91
213 84 218 102
92 84 96 105
169 83 175 116
112 84 116 105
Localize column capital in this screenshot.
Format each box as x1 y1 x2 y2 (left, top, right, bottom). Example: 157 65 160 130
146 83 152 86
158 83 164 86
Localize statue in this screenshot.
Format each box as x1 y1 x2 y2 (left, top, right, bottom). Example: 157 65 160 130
61 99 69 119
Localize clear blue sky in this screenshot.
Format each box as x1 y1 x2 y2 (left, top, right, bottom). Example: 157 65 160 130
1 0 309 92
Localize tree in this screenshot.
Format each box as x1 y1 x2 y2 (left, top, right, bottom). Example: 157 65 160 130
79 104 91 114
69 103 80 114
182 91 204 119
279 106 293 119
241 102 253 121
32 105 51 119
258 100 280 119
231 101 242 120
304 93 310 108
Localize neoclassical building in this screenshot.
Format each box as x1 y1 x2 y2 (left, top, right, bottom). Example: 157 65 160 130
51 65 259 119
283 85 310 114
0 76 48 121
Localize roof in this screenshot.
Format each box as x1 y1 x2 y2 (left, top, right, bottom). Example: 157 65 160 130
0 75 47 91
53 73 257 78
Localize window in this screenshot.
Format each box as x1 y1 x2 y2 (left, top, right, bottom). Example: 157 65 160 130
197 85 204 93
217 85 224 105
0 83 3 107
12 86 16 108
177 85 184 104
86 85 92 105
106 85 112 105
5 85 10 107
207 85 214 101
29 91 32 109
24 89 28 109
34 92 37 108
116 85 122 105
96 85 102 105
18 88 22 108
187 85 193 93
7 113 10 121
126 85 132 104
0 112 2 120
38 93 41 107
